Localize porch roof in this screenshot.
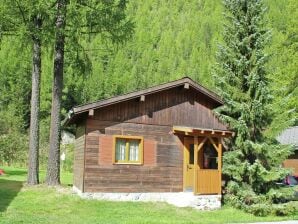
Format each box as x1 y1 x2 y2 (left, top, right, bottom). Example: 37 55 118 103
173 126 233 137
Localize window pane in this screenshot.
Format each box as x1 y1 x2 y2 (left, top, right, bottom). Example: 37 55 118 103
116 139 126 161
129 140 139 161
189 144 194 164
203 142 218 169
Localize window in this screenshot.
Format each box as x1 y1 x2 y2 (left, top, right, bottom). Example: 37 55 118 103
202 142 218 169
113 135 143 164
189 144 194 164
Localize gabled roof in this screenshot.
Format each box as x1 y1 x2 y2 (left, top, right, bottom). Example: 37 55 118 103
65 77 223 125
277 126 298 149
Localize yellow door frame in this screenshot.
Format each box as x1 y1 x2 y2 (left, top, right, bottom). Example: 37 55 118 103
183 136 222 195
183 137 194 191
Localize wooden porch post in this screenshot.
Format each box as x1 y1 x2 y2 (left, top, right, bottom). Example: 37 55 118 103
218 138 222 194
194 136 198 194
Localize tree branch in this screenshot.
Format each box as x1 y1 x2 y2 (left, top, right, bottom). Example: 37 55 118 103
15 0 27 25
48 0 59 10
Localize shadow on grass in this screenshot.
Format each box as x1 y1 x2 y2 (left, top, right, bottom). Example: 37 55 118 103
4 169 27 176
0 179 23 212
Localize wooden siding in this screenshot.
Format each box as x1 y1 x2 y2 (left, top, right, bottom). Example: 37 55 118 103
143 139 157 165
98 135 113 165
92 87 227 130
73 86 229 193
83 120 183 192
73 121 85 191
283 151 298 175
196 170 221 194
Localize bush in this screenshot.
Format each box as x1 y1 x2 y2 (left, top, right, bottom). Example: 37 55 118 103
0 132 28 166
273 201 298 216
225 192 298 217
267 187 295 203
224 181 298 216
245 203 272 216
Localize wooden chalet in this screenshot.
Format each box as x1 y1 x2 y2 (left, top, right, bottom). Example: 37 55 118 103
66 77 233 196
277 126 298 175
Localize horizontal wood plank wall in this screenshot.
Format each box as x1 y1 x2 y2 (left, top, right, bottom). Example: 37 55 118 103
73 121 85 191
84 120 183 192
92 87 227 130
80 87 227 193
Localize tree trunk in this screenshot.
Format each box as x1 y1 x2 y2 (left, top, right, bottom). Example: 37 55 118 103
46 0 66 186
27 15 42 185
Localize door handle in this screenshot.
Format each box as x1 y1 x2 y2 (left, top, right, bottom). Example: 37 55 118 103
187 165 192 169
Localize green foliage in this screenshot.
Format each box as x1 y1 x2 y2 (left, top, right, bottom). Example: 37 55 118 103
0 0 296 171
214 0 295 216
246 203 272 216
267 187 295 203
0 38 31 166
265 0 298 136
224 181 297 216
273 201 298 216
60 144 74 172
0 131 28 166
0 0 54 43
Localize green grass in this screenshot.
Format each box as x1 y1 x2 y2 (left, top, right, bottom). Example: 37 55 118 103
0 167 297 224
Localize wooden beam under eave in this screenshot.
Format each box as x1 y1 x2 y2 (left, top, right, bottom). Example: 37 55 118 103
208 137 219 152
184 83 190 89
88 109 94 116
197 137 207 152
173 126 193 133
140 95 145 102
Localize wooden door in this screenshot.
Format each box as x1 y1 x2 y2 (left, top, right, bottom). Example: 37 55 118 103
195 137 222 194
183 137 195 192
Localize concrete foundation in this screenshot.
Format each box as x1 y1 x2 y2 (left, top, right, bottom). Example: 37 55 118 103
73 186 221 210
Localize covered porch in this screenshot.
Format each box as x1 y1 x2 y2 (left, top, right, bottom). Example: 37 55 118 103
173 126 233 195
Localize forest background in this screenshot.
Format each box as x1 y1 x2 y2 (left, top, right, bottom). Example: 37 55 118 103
0 0 297 170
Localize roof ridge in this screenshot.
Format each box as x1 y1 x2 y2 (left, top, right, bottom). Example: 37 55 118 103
64 76 224 126
72 76 221 111
73 77 192 109
66 76 224 124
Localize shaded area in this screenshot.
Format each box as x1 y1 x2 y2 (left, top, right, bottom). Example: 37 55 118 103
3 169 27 176
0 178 23 212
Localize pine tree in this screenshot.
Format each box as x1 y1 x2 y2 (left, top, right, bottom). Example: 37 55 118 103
213 0 294 215
46 0 133 185
0 1 51 184
46 0 66 186
28 14 42 185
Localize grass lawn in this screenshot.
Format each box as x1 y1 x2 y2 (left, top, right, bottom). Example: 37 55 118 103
0 167 297 224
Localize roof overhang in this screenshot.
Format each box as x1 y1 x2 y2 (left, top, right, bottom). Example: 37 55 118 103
173 126 233 138
65 77 224 126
